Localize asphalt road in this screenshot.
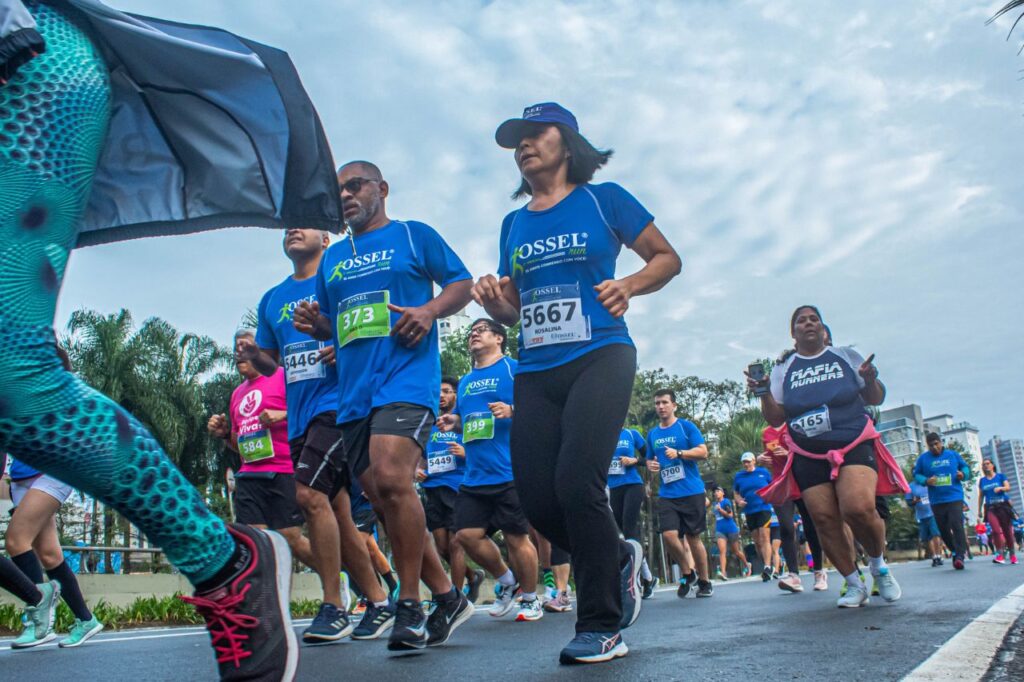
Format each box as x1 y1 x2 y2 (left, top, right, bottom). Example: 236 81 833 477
2 558 1022 681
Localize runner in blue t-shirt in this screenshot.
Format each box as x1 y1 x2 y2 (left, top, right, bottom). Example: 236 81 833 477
754 305 899 608
913 433 971 568
237 227 391 643
293 161 475 651
437 319 542 623
645 390 713 600
417 376 482 602
906 481 944 566
473 102 681 665
976 457 1017 565
711 487 750 581
733 453 774 583
608 426 657 597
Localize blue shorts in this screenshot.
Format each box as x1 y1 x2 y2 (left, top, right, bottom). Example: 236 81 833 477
918 515 940 542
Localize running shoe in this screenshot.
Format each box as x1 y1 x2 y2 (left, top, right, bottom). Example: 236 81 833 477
339 571 354 612
302 602 352 645
387 598 428 651
930 557 940 567
59 616 104 648
426 591 474 646
741 564 751 577
677 570 697 598
490 582 519 618
641 576 659 599
695 579 714 598
953 556 965 570
466 569 485 604
544 591 573 613
872 568 901 603
761 565 773 582
837 581 869 608
936 557 944 566
778 573 804 593
1012 554 1019 565
994 555 1007 565
180 523 297 682
559 631 628 665
515 597 544 622
813 571 828 591
619 539 643 629
12 582 60 649
351 599 367 617
352 600 395 640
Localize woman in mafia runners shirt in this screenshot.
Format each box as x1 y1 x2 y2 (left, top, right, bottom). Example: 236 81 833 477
473 102 681 665
752 305 908 609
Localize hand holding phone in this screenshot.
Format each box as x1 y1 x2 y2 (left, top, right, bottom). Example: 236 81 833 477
746 362 769 397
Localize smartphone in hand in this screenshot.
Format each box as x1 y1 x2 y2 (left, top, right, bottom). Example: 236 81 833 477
748 362 769 397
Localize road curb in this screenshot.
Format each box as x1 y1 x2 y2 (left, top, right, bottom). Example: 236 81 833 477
903 579 1024 681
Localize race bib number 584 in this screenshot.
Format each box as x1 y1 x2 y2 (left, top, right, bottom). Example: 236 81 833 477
520 284 591 349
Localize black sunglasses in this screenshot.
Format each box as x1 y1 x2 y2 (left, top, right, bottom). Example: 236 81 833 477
340 177 379 195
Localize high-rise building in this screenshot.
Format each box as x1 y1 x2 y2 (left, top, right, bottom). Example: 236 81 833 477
981 437 1024 511
438 308 471 347
878 404 926 464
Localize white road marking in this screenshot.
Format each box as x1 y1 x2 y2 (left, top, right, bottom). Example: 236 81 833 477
903 580 1024 682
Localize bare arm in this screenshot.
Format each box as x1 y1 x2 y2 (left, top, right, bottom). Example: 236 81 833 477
472 275 521 326
594 224 681 317
681 444 709 461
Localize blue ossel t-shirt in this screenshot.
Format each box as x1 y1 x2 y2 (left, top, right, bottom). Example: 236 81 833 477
906 481 934 522
422 424 465 491
608 428 646 489
646 418 706 499
497 183 655 373
714 498 740 535
770 346 869 451
912 449 969 505
456 357 516 488
733 467 773 515
256 274 340 440
315 220 472 424
979 473 1010 506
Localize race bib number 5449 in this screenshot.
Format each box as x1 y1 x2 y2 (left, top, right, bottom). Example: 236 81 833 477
520 284 591 349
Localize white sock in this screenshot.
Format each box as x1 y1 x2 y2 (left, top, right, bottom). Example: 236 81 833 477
373 599 388 608
868 555 887 576
497 569 515 586
641 558 653 581
520 591 536 602
844 571 863 587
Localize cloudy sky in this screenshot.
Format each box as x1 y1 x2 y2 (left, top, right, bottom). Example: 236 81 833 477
57 0 1024 442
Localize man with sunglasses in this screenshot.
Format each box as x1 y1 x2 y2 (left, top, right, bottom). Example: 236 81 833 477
293 161 475 652
437 319 542 623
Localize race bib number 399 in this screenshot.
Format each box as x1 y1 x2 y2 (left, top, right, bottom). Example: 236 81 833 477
463 412 495 442
520 284 591 349
283 340 325 384
338 290 390 347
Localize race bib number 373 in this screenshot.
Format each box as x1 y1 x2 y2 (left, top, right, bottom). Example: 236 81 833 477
520 284 591 349
338 291 391 347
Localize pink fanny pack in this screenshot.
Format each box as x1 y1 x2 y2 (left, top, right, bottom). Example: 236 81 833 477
758 420 909 505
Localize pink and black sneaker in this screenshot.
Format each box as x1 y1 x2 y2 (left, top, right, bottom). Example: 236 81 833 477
181 524 297 681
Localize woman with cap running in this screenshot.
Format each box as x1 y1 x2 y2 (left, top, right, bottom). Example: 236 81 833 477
751 305 909 608
711 486 750 580
473 102 681 664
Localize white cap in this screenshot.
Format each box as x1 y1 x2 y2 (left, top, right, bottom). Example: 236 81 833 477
740 451 756 463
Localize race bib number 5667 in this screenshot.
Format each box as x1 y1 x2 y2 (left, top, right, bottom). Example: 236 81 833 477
520 284 591 349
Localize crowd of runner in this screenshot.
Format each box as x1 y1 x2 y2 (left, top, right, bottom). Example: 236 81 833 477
0 4 1016 680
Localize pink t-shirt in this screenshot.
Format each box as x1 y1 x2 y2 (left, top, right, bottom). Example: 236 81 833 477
229 368 292 474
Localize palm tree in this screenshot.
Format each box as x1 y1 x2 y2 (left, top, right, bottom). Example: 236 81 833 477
991 2 1024 50
709 407 768 490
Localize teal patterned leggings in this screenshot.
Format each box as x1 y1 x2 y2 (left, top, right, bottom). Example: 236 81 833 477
0 2 233 584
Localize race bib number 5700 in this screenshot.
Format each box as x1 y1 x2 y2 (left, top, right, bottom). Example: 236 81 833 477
520 284 591 349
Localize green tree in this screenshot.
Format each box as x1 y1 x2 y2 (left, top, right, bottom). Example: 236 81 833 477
709 407 768 491
440 321 521 381
946 439 979 494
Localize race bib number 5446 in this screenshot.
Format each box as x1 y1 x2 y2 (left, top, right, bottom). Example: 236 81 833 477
520 284 591 349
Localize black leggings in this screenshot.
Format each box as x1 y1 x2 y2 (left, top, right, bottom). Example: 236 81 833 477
932 500 969 559
795 498 824 570
610 484 645 541
511 344 636 634
773 502 799 574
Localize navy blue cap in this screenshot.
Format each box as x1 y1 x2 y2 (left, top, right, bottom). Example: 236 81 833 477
495 102 579 149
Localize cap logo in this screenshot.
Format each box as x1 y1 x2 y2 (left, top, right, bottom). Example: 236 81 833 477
523 106 544 119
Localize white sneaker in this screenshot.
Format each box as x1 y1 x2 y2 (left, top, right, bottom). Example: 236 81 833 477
837 581 869 608
490 582 519 618
515 597 544 622
872 568 901 603
813 571 828 591
778 572 804 593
